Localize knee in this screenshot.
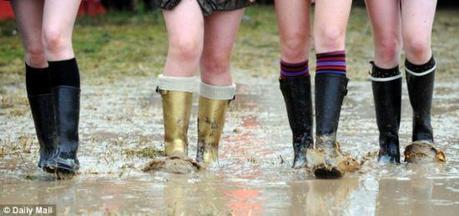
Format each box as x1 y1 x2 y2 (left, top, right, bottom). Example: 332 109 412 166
24 45 47 67
375 38 401 65
281 33 309 62
315 27 346 51
404 36 431 63
43 28 70 55
169 36 203 63
201 52 231 75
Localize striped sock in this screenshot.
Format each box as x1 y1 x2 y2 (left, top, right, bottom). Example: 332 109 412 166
316 50 346 76
280 59 309 79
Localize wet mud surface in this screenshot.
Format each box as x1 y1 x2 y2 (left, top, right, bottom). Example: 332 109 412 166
1 73 459 215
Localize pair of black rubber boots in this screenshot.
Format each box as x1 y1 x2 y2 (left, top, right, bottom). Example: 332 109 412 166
371 58 436 163
28 78 80 176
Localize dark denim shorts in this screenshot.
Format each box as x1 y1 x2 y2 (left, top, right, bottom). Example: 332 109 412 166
160 0 253 16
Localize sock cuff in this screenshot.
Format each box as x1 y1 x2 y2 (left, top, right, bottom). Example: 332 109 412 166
405 56 436 77
280 59 309 67
199 81 236 100
369 61 402 82
316 50 347 76
48 58 80 88
157 74 197 93
280 59 310 78
25 63 52 96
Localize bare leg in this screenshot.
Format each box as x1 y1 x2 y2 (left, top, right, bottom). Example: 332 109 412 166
11 0 47 68
200 9 245 86
162 0 204 77
401 0 437 64
366 0 402 68
313 0 352 53
274 0 310 63
42 0 81 61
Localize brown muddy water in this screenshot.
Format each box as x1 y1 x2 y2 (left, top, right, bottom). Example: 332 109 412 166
1 72 459 215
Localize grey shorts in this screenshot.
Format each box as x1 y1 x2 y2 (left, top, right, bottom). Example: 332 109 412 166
160 0 253 16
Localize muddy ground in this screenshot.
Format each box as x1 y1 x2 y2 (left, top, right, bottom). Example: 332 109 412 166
1 6 459 216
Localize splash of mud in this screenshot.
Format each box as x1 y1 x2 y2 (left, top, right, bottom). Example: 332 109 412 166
143 156 202 174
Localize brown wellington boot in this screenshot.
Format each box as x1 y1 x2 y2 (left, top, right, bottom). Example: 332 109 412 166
195 81 235 164
159 89 193 158
196 97 230 164
144 75 200 174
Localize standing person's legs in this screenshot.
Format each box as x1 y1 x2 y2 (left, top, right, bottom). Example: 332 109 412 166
196 9 244 164
274 0 314 168
310 0 356 178
158 0 204 157
365 0 403 163
11 0 57 169
41 0 82 176
11 0 47 68
401 0 445 163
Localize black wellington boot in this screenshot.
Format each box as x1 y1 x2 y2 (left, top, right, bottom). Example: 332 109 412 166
279 76 313 168
406 58 435 143
404 57 445 163
309 74 359 178
28 94 57 169
46 86 80 176
370 63 402 164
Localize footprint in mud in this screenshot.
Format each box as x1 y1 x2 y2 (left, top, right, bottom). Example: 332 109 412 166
142 156 202 174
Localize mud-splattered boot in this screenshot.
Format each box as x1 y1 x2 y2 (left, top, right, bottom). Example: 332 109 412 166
196 81 235 164
28 94 57 169
308 74 360 178
46 86 81 177
25 64 57 169
279 76 313 168
157 75 196 158
370 62 402 164
404 57 445 163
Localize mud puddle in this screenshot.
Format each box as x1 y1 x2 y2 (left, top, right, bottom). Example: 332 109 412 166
1 73 459 215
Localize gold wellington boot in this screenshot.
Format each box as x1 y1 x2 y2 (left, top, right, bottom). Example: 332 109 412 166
160 90 193 157
196 97 230 164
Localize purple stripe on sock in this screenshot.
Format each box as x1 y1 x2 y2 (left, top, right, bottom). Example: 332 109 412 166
281 70 309 77
280 59 310 78
316 71 346 75
280 59 308 67
316 61 346 66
